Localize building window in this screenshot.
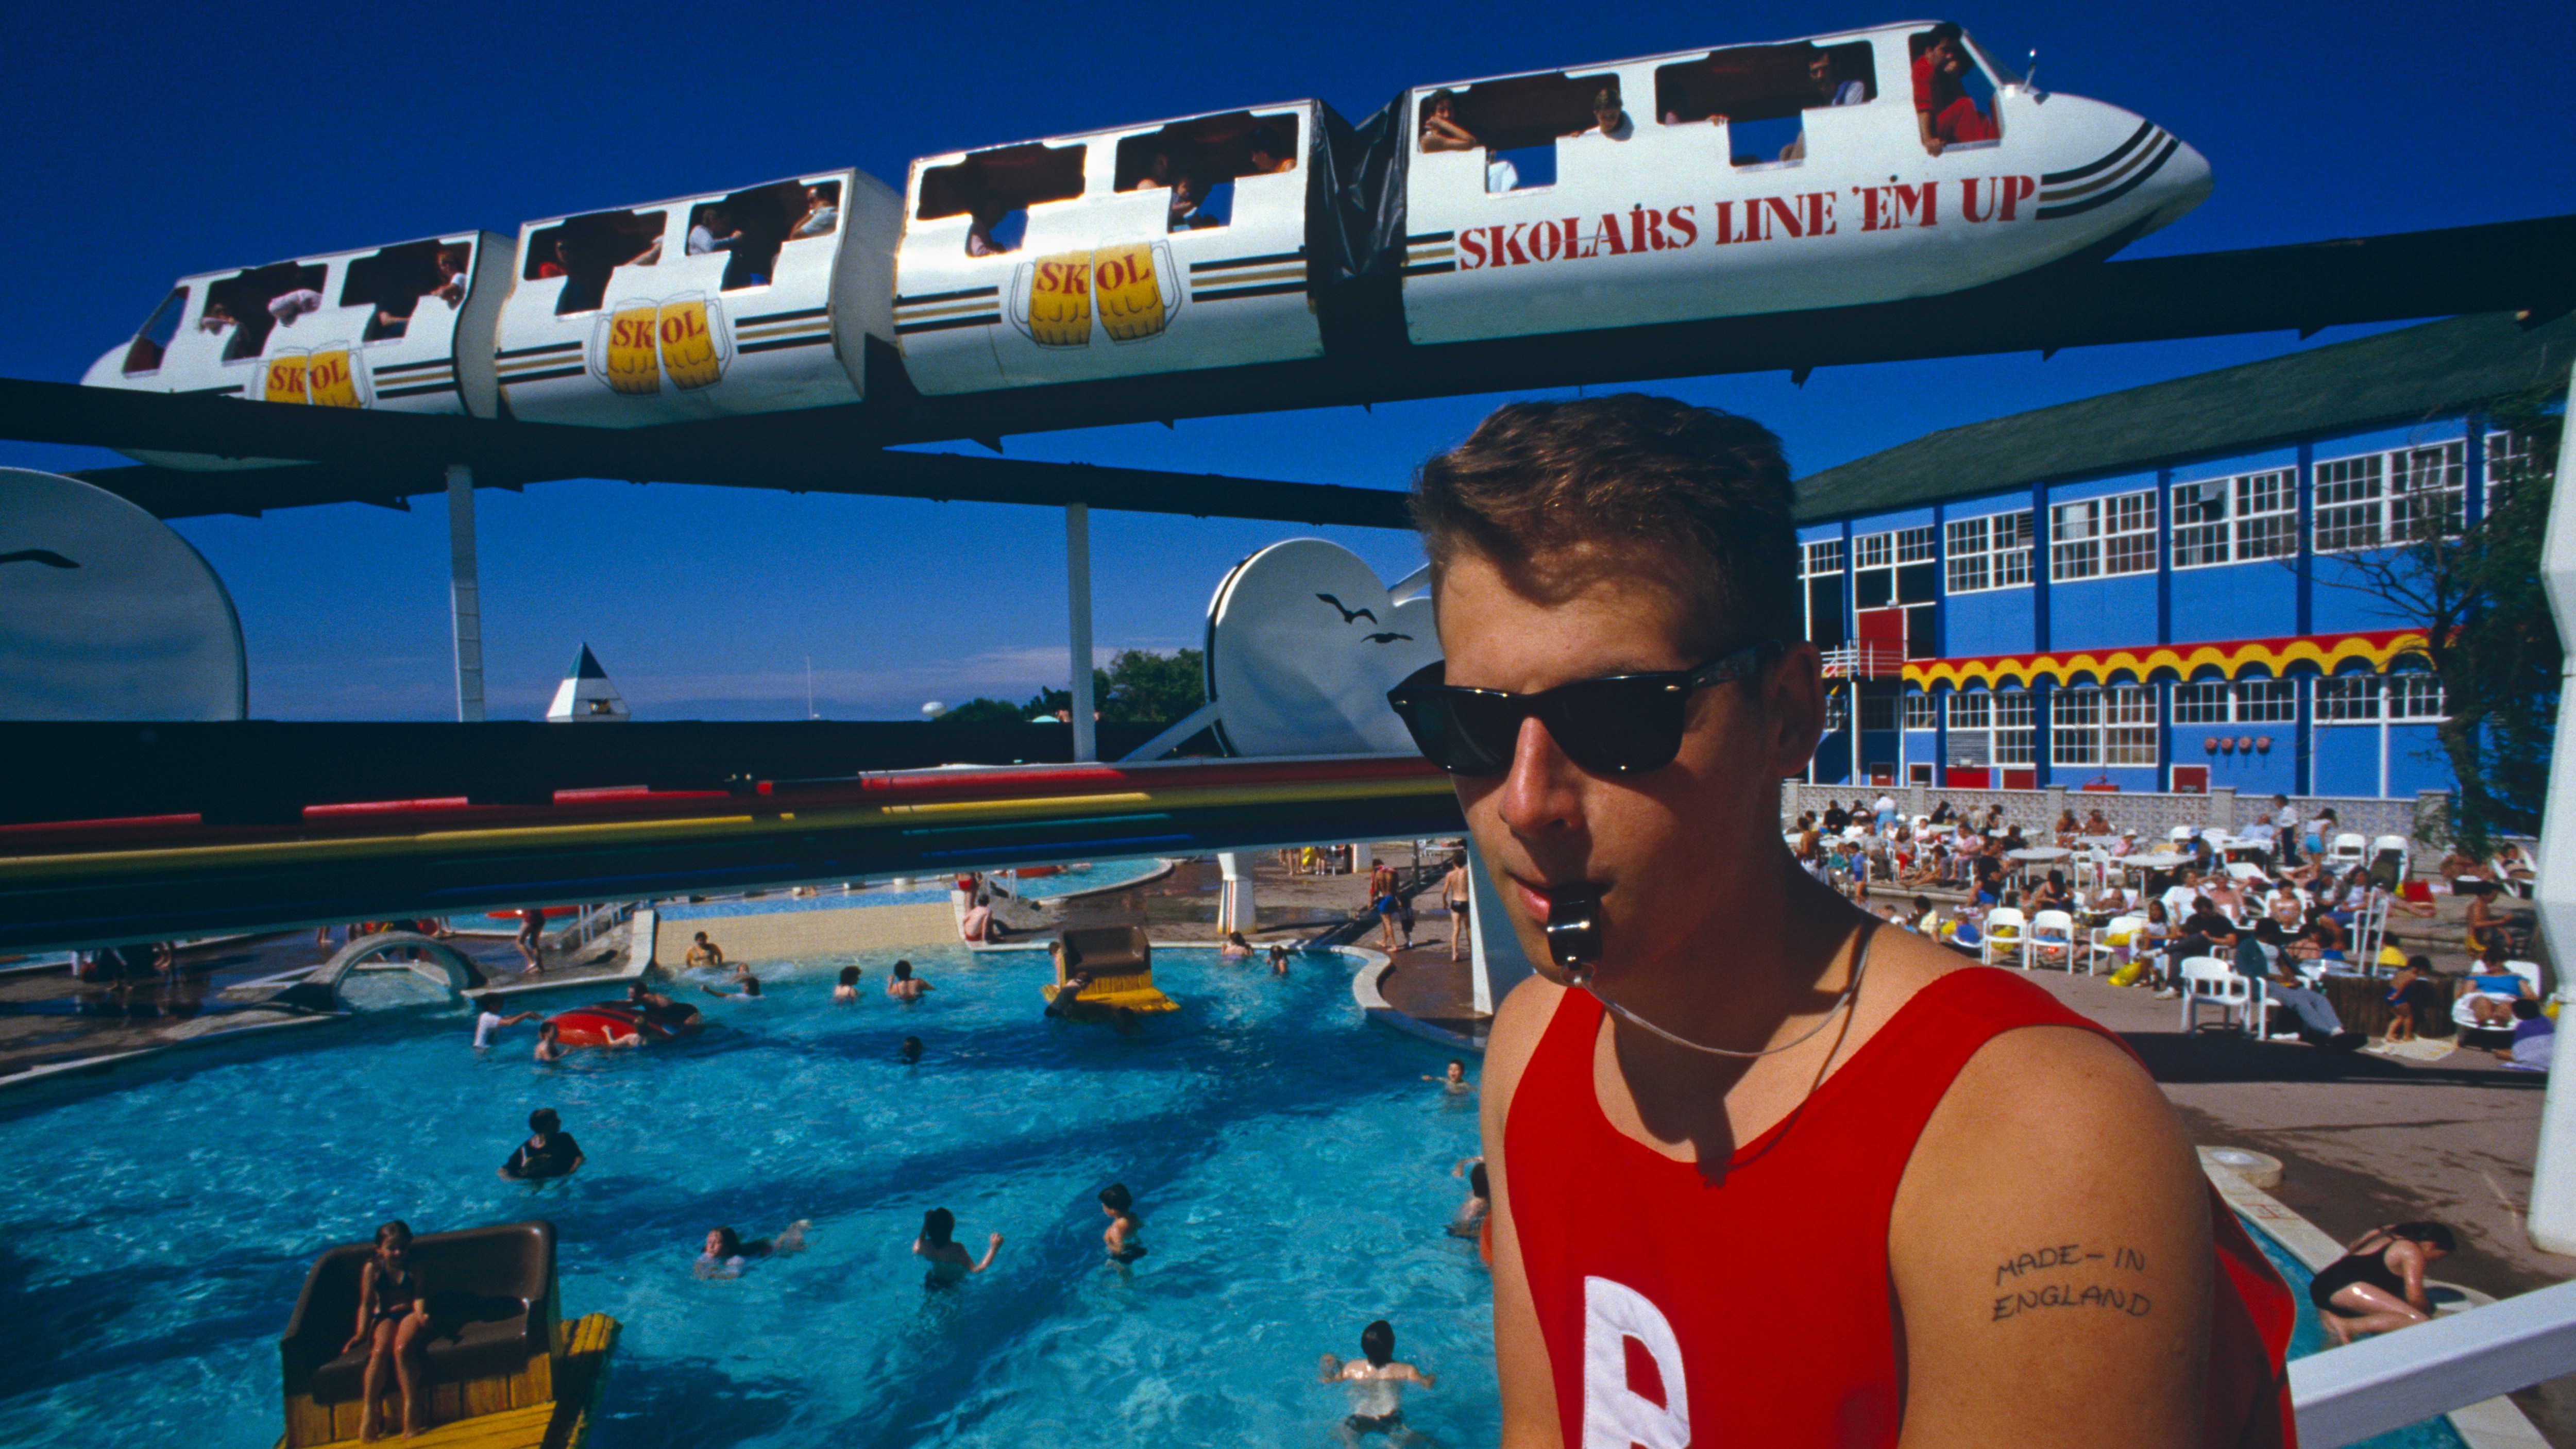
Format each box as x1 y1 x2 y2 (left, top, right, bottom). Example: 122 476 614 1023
2051 688 2102 765
2172 468 2295 569
1896 525 1937 563
2315 676 2380 722
2173 678 2297 723
2389 671 2446 720
1947 692 1990 732
1855 532 1892 570
1802 538 1846 648
1804 539 1844 577
1944 511 2031 593
2044 685 2156 767
1860 692 1897 733
1823 692 1848 731
1903 691 1937 730
1994 690 2035 764
2489 429 2540 513
2315 442 2467 552
2050 491 2154 581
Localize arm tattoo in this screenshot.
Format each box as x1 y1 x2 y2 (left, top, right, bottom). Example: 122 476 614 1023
1990 1242 2153 1322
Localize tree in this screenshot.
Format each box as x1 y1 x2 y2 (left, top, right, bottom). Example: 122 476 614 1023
1101 648 1206 724
2311 389 2562 853
940 697 1025 723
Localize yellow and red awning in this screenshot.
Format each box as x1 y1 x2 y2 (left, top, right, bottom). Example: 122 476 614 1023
1901 629 2431 691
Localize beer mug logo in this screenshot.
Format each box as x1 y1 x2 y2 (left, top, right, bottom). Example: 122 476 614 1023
1013 251 1095 348
305 347 363 408
262 351 311 405
597 302 664 395
657 298 724 391
1094 242 1180 343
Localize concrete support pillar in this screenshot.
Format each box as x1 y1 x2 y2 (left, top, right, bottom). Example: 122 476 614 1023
1216 852 1256 935
2523 353 2576 1254
1065 502 1096 762
444 464 485 722
1468 841 1535 1015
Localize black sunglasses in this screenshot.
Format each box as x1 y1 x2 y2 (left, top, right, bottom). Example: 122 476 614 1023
1385 641 1778 777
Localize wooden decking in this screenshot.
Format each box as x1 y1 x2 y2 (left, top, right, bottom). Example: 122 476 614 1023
276 1314 619 1449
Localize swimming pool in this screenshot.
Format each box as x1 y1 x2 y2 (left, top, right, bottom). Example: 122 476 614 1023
1002 856 1171 900
0 945 1496 1447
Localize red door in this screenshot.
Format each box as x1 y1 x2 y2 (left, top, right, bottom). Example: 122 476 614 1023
1944 767 1991 788
1855 608 1906 675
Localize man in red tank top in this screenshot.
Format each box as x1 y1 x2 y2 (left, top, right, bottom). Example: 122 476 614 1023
1387 397 2296 1448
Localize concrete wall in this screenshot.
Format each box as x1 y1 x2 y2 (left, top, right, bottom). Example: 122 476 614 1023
651 892 957 966
1782 781 2453 870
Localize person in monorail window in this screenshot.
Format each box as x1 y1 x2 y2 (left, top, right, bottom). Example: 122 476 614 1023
1419 89 1478 152
1244 129 1295 174
1566 88 1631 141
1913 22 1997 155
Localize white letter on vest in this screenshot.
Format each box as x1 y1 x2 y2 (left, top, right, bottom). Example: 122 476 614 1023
1583 1275 1690 1448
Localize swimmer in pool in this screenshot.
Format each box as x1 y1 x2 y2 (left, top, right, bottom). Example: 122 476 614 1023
694 1220 810 1279
900 1035 923 1063
533 1020 566 1063
912 1207 1002 1286
1269 944 1290 976
834 965 862 1002
886 959 931 1002
1447 1161 1490 1239
1098 1182 1146 1264
1318 1319 1435 1445
625 981 702 1029
1221 931 1254 959
1422 1059 1471 1094
701 969 761 1000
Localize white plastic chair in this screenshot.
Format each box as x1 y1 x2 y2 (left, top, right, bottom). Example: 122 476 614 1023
1980 907 2026 968
2452 960 2544 1033
2088 915 2144 975
2329 833 2367 869
2025 909 2078 972
2180 957 2266 1036
2348 896 2392 973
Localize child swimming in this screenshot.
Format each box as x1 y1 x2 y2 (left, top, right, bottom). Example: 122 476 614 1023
694 1220 810 1279
1318 1319 1434 1445
912 1207 1002 1287
834 965 862 1002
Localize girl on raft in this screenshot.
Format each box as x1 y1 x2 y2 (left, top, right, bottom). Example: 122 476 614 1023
342 1220 430 1441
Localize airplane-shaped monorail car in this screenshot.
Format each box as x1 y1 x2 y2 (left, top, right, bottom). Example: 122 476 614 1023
83 19 2208 467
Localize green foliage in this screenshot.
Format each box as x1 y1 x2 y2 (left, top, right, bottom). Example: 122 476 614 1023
1101 648 1206 724
2317 390 2562 853
939 697 1026 723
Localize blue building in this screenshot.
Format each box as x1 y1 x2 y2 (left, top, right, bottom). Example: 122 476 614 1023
1792 310 2571 799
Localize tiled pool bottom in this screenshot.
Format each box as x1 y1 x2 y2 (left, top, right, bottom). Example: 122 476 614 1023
2240 1215 2469 1447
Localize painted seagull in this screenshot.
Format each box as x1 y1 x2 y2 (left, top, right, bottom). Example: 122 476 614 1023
1315 593 1378 626
1364 632 1413 644
0 549 78 569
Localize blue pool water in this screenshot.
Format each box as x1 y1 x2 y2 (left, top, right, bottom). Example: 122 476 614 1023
0 945 1495 1447
2239 1217 2469 1448
1006 857 1170 900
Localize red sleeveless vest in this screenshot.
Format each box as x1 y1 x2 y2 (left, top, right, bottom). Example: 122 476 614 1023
1504 965 2296 1448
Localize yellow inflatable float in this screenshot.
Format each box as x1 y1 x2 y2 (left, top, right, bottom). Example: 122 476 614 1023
1043 926 1177 1018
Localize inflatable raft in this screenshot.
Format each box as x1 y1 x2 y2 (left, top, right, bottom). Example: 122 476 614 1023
547 999 702 1047
277 1219 619 1448
1043 925 1177 1017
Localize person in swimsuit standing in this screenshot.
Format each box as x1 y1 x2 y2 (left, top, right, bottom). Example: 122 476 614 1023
342 1220 430 1441
2311 1222 2453 1344
1319 1319 1435 1445
1384 397 2294 1447
1440 855 1472 962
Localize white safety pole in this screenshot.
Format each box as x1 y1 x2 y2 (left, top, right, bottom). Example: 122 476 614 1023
444 463 485 722
1066 502 1096 762
1217 852 1255 934
1468 841 1535 1014
2523 355 2576 1254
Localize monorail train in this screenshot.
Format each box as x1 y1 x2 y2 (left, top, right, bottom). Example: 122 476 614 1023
83 20 2207 467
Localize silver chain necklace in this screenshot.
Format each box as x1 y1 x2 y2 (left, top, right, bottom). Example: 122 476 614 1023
1580 926 1876 1059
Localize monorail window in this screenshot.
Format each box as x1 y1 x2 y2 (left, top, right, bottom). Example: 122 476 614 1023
1655 42 1875 166
342 240 472 342
1909 23 1999 154
122 287 187 375
1419 71 1623 180
1111 111 1301 223
205 261 328 362
686 178 827 291
917 142 1087 257
526 210 666 314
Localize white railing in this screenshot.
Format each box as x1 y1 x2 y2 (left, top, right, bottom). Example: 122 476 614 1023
1819 642 1909 679
2290 1278 2576 1447
558 901 634 954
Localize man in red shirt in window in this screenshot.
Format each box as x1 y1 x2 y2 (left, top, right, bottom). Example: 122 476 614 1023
1913 21 1999 155
1385 395 2295 1447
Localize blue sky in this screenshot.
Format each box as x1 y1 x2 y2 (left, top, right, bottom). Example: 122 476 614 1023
4 0 2570 720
